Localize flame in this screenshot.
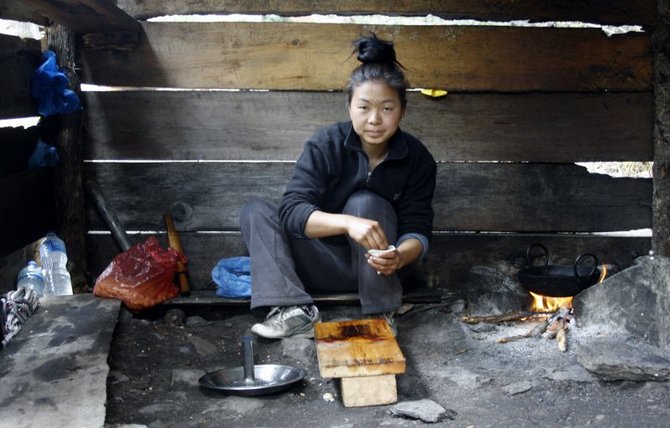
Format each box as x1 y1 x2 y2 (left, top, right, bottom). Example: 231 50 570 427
597 264 608 283
530 292 572 312
529 264 608 312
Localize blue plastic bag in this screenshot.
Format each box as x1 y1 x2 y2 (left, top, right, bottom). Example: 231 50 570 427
212 257 251 298
31 50 81 116
27 140 59 167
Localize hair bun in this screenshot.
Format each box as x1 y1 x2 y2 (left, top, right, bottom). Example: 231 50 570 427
353 33 401 67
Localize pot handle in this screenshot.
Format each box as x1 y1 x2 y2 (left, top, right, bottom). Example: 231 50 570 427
574 253 599 283
526 243 549 270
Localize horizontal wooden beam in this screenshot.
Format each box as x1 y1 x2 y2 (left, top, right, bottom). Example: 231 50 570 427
86 232 651 291
82 90 653 162
18 0 140 34
0 0 48 25
80 22 651 91
83 162 651 233
114 0 657 28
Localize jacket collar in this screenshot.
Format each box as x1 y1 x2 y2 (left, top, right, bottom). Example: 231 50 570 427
343 122 409 160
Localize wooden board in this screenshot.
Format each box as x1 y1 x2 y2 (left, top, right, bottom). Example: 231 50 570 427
80 22 651 91
18 0 139 34
82 90 653 162
0 34 41 119
162 288 445 307
341 374 397 407
83 162 651 233
85 232 650 291
315 318 406 378
0 0 49 25
114 0 657 28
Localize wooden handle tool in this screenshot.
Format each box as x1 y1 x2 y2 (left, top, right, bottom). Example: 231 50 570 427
164 213 191 296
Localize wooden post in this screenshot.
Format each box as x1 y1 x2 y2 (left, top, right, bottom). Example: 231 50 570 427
652 1 670 256
46 24 88 293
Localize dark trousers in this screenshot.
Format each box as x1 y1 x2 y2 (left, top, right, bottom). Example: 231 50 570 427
239 190 402 314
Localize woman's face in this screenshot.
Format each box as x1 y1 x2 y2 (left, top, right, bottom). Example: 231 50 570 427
348 80 405 149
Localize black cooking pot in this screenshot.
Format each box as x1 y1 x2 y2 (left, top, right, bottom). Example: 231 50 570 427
517 243 601 297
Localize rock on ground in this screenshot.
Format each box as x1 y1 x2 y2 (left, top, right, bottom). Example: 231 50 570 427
389 399 455 423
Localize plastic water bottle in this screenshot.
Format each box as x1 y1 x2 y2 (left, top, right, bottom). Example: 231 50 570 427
39 232 73 295
16 260 45 297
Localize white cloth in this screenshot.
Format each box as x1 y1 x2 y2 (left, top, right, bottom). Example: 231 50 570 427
1 287 40 347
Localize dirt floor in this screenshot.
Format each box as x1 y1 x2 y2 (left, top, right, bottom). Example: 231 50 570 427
103 299 670 428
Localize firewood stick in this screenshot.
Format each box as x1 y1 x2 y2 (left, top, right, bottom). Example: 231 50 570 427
556 326 567 352
164 214 191 296
461 311 534 325
545 318 565 339
496 308 569 344
496 318 550 344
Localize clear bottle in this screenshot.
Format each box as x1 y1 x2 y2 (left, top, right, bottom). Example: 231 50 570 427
17 260 45 297
39 232 73 295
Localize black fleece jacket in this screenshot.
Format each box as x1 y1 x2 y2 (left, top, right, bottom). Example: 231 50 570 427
278 121 437 245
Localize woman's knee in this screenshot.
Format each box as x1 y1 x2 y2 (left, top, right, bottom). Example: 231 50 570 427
343 190 394 218
240 198 276 229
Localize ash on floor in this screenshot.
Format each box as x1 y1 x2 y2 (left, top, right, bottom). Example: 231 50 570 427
104 303 670 428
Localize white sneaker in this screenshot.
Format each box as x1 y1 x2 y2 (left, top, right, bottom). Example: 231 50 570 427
251 305 321 339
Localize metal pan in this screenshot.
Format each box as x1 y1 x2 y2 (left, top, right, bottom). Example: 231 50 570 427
517 244 601 297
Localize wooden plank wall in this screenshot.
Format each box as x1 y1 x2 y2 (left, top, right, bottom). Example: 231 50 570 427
0 29 57 292
81 1 654 291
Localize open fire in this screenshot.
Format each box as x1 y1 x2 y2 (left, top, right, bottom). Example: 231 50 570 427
529 264 608 312
464 260 614 353
529 292 572 312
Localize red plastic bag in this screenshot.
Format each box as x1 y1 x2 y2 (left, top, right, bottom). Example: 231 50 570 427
93 236 186 311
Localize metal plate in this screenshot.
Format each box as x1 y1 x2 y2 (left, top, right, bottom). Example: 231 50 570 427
198 364 307 396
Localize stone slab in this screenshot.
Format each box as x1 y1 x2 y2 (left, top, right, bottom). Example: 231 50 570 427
0 294 121 428
574 256 670 349
575 338 670 382
390 399 453 423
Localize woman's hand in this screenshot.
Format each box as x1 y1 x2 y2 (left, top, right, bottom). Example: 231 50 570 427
305 211 388 249
345 215 389 250
303 211 422 276
366 247 402 276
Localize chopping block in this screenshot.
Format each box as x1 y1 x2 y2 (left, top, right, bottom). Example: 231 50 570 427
314 318 406 407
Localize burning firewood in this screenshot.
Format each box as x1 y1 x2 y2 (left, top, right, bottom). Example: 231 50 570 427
496 319 550 344
545 318 566 339
556 323 568 352
542 313 570 352
496 308 570 344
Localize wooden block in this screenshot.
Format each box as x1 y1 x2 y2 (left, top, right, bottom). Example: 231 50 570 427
314 318 406 379
341 374 397 407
